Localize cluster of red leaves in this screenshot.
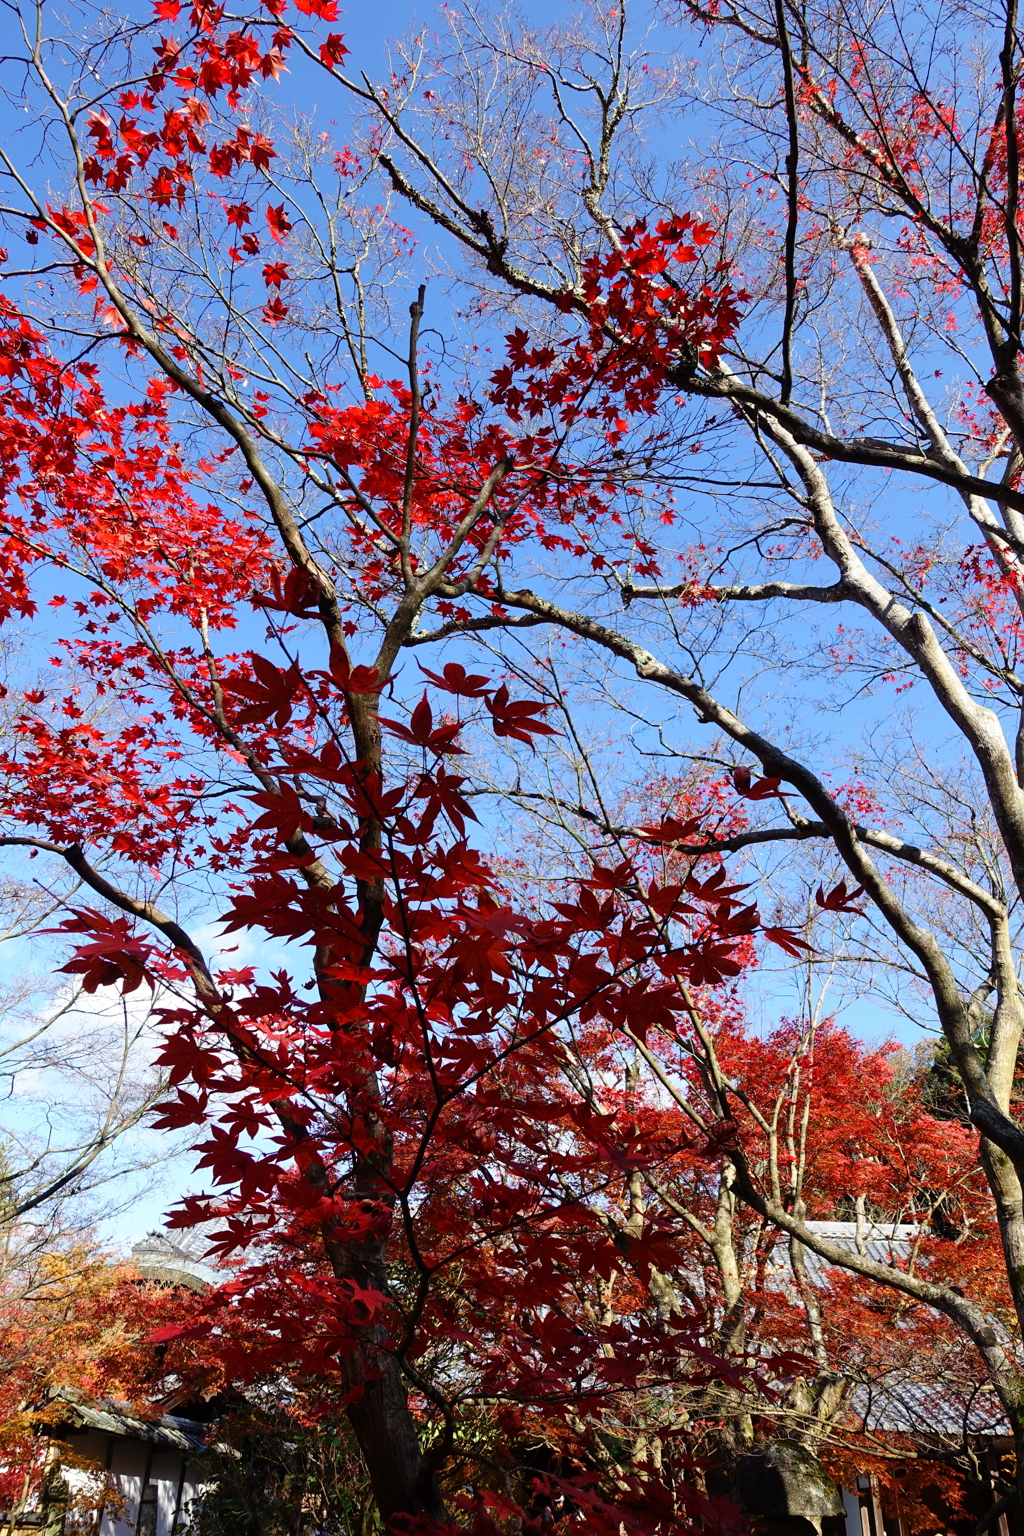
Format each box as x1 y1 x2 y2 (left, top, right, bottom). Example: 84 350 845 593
0 302 275 864
133 658 807 1362
120 701 813 1528
31 0 325 321
713 1020 991 1236
20 2 744 603
781 23 1024 314
491 217 742 443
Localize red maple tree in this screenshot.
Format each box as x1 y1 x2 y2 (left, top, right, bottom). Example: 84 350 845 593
0 11 805 1524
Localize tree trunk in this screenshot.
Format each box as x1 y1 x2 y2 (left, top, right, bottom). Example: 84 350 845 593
345 1364 447 1526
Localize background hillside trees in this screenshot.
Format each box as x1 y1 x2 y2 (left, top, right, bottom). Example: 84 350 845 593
0 1242 211 1533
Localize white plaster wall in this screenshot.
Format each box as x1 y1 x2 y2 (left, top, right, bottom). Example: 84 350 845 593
147 1450 184 1536
56 1434 197 1536
100 1442 147 1536
59 1430 111 1525
175 1471 201 1535
843 1487 866 1536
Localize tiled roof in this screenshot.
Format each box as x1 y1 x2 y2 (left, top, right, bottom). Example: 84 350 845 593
777 1223 1012 1443
848 1373 1010 1439
53 1390 208 1454
800 1220 917 1271
131 1229 221 1291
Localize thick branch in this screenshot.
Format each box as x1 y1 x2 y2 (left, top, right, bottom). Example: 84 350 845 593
727 1160 1019 1406
683 372 1024 518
